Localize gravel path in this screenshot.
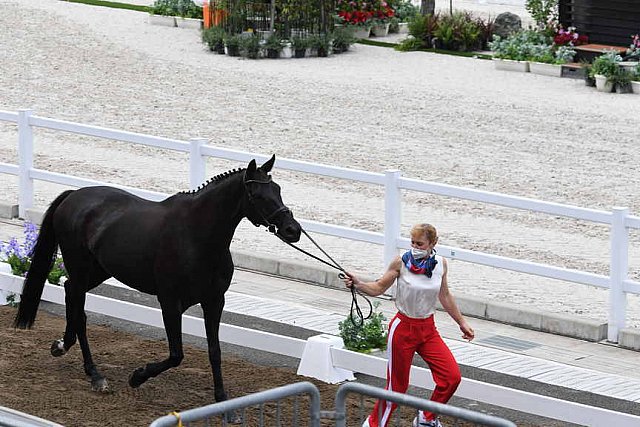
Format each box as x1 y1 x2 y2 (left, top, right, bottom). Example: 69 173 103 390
1 0 639 328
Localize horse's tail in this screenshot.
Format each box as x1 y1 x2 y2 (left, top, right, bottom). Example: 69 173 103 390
14 190 74 329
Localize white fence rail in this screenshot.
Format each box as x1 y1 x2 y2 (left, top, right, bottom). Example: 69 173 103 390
0 272 638 427
1 108 639 342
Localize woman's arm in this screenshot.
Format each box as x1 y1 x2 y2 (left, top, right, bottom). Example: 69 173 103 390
343 256 402 297
439 258 475 341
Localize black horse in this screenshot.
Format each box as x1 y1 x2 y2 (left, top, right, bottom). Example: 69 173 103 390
14 155 301 411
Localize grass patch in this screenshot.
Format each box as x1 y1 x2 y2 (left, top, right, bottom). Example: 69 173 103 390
60 0 150 13
357 38 492 60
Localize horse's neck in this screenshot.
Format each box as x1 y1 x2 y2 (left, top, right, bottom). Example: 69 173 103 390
191 176 246 245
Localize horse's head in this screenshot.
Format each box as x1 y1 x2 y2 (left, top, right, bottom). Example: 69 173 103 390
244 155 302 243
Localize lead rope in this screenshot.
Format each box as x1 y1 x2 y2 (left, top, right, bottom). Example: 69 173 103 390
271 227 373 327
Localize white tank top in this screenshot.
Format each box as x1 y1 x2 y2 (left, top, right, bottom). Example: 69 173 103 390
395 255 444 319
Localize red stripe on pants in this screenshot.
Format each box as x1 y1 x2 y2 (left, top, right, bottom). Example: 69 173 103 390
367 312 461 427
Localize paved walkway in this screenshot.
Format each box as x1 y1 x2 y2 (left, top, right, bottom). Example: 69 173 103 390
224 269 640 405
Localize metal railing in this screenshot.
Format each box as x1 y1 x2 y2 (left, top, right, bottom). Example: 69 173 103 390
148 381 516 427
1 108 639 341
149 382 321 427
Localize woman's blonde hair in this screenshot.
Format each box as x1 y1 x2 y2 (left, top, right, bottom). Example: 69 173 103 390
410 223 438 245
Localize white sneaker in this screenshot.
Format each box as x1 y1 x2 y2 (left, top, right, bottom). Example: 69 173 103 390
412 414 443 427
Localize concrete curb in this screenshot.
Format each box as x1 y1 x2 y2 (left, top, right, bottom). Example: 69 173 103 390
0 203 621 347
232 250 611 344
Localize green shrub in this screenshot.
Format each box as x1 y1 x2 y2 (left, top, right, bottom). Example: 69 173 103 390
202 26 226 53
589 51 622 79
242 35 262 59
332 26 356 53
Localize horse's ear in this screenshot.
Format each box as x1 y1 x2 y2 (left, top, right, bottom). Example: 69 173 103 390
260 155 276 173
246 159 257 178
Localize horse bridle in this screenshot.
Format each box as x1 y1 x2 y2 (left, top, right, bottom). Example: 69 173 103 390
244 177 290 233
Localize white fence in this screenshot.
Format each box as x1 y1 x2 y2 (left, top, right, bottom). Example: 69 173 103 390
1 109 640 342
0 272 638 426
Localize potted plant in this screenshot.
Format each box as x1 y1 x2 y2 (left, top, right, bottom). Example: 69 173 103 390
241 34 261 59
291 36 309 58
489 30 549 72
590 51 622 93
201 25 226 54
370 0 395 37
335 0 374 39
610 67 633 94
338 302 388 354
309 33 331 57
148 0 178 26
390 0 418 34
331 26 356 54
224 33 242 57
263 33 285 59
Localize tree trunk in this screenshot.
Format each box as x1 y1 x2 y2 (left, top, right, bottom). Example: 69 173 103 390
420 0 435 15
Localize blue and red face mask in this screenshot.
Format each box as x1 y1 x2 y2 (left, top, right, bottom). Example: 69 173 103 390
401 250 438 278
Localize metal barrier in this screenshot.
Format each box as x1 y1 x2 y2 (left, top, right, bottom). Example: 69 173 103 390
149 382 321 427
335 382 516 427
148 381 516 427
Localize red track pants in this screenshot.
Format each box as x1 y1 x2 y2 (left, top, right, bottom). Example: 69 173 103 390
367 312 461 427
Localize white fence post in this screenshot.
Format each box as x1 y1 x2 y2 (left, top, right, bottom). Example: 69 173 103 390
17 109 34 219
384 170 401 297
189 138 207 191
608 207 629 342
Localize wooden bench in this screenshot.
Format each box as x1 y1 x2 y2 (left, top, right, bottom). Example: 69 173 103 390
574 44 628 62
560 62 588 79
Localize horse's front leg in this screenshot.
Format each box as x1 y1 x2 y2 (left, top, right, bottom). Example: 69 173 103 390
129 299 184 388
202 297 241 424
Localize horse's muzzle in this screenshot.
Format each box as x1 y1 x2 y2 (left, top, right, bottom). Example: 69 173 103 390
276 218 302 242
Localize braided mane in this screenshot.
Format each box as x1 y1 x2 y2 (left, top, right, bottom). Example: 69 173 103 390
180 168 245 194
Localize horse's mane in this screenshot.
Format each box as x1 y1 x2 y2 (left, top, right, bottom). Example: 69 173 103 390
179 168 245 195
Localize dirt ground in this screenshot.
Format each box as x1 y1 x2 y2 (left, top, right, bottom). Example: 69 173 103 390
0 305 496 427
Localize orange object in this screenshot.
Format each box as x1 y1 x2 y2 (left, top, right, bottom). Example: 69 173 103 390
213 9 227 26
203 1 211 29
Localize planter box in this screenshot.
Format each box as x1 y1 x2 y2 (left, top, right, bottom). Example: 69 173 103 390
632 81 640 94
148 14 176 27
529 62 562 77
397 22 409 34
371 23 390 37
176 17 203 30
493 58 529 72
352 27 371 39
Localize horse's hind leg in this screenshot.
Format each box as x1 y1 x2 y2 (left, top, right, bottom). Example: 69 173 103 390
56 255 110 392
50 280 79 357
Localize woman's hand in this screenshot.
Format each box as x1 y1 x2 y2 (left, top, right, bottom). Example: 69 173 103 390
342 272 359 289
460 321 475 341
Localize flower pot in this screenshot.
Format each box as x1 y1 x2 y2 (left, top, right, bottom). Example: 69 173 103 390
631 81 640 94
225 45 241 57
594 74 614 93
615 83 633 94
176 17 203 30
492 58 529 72
294 48 306 58
281 44 292 59
317 47 329 58
266 49 280 59
397 22 409 34
352 27 371 39
148 14 176 27
371 23 390 37
529 62 562 77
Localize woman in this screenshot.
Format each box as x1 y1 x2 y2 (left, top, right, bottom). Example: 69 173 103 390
343 223 474 427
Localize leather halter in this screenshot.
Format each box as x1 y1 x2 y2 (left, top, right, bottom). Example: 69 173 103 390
244 176 290 231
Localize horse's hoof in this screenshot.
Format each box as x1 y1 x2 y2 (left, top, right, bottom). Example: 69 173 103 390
50 339 66 357
91 378 111 393
224 410 243 424
128 367 146 388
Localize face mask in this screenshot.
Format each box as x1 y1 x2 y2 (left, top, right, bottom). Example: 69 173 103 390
411 248 431 259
